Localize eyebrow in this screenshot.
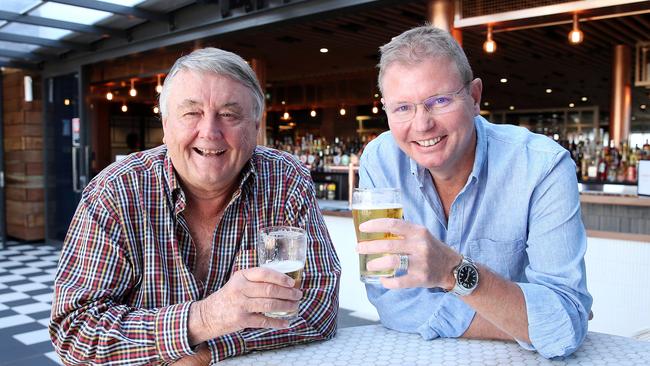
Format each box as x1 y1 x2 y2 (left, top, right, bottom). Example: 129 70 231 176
177 99 201 109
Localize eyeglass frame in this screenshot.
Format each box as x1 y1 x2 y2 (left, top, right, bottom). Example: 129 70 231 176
381 83 471 123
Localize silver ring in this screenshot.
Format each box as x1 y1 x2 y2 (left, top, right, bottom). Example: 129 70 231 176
398 254 409 272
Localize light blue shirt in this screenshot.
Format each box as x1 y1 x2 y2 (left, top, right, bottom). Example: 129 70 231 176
359 116 593 358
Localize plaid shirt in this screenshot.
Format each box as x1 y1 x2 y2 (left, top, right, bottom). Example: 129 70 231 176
50 145 341 365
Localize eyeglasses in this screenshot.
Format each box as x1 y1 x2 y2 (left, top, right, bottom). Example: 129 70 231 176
382 84 469 123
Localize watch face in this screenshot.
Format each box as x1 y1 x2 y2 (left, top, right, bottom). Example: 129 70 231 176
458 264 478 289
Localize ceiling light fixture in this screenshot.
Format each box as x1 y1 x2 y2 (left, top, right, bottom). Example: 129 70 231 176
339 107 346 116
310 109 317 117
106 91 113 100
122 103 128 112
581 96 588 102
509 106 515 110
500 78 508 83
283 111 290 119
129 79 137 97
569 102 575 108
372 106 379 114
153 106 159 114
64 98 70 106
156 74 163 94
320 48 328 53
546 89 553 94
568 13 584 45
483 102 489 106
483 25 497 54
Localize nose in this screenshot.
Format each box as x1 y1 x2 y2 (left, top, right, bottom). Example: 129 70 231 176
412 104 436 132
197 113 224 139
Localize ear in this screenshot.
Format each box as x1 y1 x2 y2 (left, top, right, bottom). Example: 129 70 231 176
469 78 483 116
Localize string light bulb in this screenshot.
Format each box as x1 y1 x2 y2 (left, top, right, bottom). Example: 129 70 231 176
372 106 379 114
568 13 584 44
129 79 137 97
483 25 496 53
106 91 113 100
153 106 159 114
310 109 317 117
156 74 163 93
283 111 290 120
64 98 70 106
339 107 346 116
121 103 128 112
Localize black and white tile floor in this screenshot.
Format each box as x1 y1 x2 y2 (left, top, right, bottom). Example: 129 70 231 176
0 242 62 366
0 242 376 365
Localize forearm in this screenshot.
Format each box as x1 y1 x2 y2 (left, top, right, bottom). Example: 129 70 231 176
461 265 531 343
51 300 195 365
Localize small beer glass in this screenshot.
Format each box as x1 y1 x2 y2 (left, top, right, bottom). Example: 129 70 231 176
257 226 307 319
352 188 403 284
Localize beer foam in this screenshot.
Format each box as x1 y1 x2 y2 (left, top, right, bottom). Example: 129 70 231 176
262 260 304 273
350 203 403 210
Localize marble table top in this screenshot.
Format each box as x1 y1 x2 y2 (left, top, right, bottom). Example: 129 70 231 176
220 324 650 365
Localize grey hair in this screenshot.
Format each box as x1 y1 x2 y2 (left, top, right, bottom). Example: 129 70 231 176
377 25 473 94
159 47 264 121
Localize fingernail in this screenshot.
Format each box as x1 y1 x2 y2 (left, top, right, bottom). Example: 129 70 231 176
294 290 303 299
286 278 295 287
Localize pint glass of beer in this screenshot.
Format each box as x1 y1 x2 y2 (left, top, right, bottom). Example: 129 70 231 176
257 226 307 319
352 188 403 284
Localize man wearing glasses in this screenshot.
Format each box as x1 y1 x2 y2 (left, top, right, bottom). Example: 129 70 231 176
355 25 592 358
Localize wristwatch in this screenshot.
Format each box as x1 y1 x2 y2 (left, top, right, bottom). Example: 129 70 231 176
450 256 479 296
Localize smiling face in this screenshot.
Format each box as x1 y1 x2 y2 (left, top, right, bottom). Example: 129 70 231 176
162 69 259 196
381 57 482 180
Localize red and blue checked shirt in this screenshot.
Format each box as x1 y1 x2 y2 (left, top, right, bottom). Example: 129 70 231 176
50 145 341 365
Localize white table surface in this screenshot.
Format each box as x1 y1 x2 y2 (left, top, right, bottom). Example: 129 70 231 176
220 324 650 365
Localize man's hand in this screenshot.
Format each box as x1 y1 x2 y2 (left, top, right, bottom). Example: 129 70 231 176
356 218 461 289
188 267 302 345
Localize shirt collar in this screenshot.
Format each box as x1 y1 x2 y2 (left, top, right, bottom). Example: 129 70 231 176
408 115 487 186
163 146 259 213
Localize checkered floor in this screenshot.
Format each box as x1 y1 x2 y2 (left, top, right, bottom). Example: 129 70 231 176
0 242 62 366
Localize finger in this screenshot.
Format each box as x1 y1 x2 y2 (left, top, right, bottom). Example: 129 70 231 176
356 239 408 255
244 298 300 315
358 218 410 236
365 254 400 272
242 282 303 301
241 267 296 287
380 275 419 289
244 313 291 330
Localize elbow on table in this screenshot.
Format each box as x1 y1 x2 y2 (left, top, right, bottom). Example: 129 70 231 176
534 312 589 359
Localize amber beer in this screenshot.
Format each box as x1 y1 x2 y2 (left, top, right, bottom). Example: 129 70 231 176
352 188 402 283
257 226 307 319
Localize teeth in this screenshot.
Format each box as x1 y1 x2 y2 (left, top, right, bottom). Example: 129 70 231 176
416 136 443 147
195 147 226 156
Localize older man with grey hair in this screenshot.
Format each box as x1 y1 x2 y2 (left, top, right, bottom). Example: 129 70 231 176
355 25 592 358
50 47 341 365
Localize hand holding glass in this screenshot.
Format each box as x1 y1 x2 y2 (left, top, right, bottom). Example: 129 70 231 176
257 226 306 319
352 188 403 284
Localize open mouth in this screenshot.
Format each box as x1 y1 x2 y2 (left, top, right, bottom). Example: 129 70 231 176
193 147 226 156
415 136 445 147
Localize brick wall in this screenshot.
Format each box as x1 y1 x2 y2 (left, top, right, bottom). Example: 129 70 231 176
2 70 44 241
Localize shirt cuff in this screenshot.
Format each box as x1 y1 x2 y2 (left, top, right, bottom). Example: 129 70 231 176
207 332 247 364
420 292 476 339
518 282 586 358
154 302 196 361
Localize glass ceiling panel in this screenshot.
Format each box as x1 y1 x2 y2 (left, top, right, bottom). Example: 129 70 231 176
0 22 72 40
29 2 113 25
0 0 41 14
0 40 39 53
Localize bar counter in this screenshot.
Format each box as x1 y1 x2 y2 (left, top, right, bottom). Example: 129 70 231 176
220 324 650 365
